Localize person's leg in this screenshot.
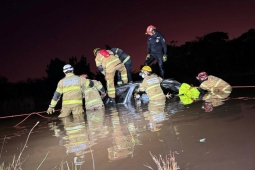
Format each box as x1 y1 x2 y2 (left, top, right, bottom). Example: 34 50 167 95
125 60 133 82
105 70 116 98
58 107 72 118
144 55 155 66
155 53 164 78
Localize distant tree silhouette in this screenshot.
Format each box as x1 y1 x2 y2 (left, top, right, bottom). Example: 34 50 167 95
46 58 66 83
71 55 95 78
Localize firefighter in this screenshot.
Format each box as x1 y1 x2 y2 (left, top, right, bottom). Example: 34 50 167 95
94 48 128 104
47 64 94 118
145 25 167 78
136 66 165 101
80 74 106 111
110 47 133 84
196 72 232 94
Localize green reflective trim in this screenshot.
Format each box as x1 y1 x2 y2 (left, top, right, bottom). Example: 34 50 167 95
106 58 119 68
56 88 63 94
123 55 130 64
63 86 81 93
63 100 82 105
86 98 102 106
150 93 164 99
146 84 159 91
50 99 58 107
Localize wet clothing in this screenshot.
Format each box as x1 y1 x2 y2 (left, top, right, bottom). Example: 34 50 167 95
95 53 128 98
200 75 232 94
178 83 200 105
49 73 93 117
111 48 133 83
138 73 165 101
145 31 167 78
84 80 105 111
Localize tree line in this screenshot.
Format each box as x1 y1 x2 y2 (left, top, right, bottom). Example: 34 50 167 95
0 28 254 115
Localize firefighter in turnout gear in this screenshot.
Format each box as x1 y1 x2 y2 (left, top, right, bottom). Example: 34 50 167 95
145 25 167 78
110 47 133 84
196 72 232 94
47 64 94 118
94 48 128 104
81 74 106 111
137 66 165 101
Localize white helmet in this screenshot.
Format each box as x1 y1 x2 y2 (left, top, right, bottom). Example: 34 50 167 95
63 64 73 73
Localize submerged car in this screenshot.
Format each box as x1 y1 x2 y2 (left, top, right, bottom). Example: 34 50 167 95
104 79 182 105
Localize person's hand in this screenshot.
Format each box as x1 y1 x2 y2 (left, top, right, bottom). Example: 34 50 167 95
47 106 55 114
163 54 167 62
146 54 150 60
166 93 172 99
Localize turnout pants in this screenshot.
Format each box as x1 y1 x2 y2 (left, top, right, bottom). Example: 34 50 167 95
117 60 133 83
59 105 84 118
144 53 164 78
106 63 128 98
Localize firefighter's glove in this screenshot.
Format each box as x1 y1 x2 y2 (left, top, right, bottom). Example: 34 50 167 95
47 106 55 114
146 54 150 60
163 54 167 62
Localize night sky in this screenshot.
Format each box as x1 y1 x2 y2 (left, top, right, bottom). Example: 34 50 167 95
1 0 255 82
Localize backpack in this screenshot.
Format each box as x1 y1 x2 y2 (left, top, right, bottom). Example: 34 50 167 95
99 49 110 58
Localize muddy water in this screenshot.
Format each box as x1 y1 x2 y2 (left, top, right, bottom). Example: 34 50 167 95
0 89 255 170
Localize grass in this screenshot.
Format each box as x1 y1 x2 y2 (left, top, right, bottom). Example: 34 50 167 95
144 151 179 170
0 122 41 170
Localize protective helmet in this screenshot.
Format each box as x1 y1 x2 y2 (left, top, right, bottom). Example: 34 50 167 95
202 102 213 112
145 25 156 35
93 48 100 56
141 65 152 72
80 74 87 78
197 71 208 80
63 64 73 73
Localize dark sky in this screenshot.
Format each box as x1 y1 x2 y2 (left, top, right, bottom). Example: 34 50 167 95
1 0 255 82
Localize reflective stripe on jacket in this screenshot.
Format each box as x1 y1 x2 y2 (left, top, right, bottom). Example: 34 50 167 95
139 74 165 100
95 53 122 71
200 75 232 93
84 80 103 108
50 73 88 108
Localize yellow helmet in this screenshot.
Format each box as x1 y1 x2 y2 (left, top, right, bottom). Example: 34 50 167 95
93 48 100 56
141 65 152 72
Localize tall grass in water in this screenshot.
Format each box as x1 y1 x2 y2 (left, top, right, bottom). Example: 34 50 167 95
0 122 41 170
144 151 179 170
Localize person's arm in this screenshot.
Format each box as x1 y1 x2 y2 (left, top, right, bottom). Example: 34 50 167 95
160 34 167 55
95 55 105 75
47 81 62 114
147 38 151 54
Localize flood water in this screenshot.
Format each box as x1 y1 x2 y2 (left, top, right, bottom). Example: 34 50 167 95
0 88 255 170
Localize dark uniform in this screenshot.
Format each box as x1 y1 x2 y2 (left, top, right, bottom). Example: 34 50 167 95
111 48 133 83
145 31 167 78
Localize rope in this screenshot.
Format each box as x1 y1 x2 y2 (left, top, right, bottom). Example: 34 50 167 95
0 109 60 127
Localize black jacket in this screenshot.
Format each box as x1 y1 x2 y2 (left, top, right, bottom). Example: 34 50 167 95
111 48 130 63
147 31 167 55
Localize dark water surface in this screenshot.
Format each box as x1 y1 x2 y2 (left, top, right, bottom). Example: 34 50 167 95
0 89 255 170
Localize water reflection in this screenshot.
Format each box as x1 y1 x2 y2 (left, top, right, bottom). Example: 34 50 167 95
49 112 109 167
202 90 231 112
107 107 142 161
143 99 168 132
